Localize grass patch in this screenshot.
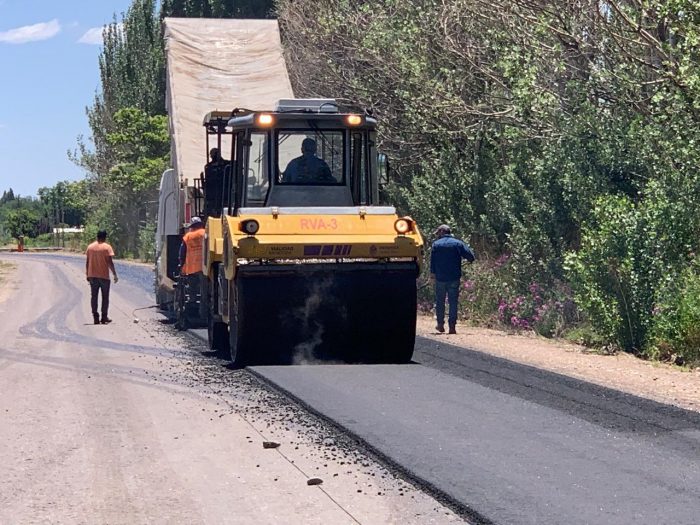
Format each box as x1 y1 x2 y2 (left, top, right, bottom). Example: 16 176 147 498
562 323 617 355
0 260 16 286
0 261 18 304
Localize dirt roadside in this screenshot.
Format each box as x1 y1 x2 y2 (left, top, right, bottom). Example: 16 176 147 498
417 317 700 413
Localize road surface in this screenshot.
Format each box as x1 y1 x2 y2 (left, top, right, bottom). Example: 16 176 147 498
0 253 462 524
3 252 699 524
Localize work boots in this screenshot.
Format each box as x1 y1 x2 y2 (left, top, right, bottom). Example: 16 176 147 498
436 323 457 334
93 314 100 325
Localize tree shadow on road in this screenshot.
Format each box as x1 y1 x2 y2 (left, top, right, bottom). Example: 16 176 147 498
414 336 700 455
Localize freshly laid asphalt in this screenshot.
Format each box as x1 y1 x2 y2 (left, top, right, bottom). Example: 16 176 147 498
23 253 700 524
250 354 700 525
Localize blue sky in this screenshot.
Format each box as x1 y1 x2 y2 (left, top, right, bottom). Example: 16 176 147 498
0 0 133 198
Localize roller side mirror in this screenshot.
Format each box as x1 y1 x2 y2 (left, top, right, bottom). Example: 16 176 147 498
377 153 390 186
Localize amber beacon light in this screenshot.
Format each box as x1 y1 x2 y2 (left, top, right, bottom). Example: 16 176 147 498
346 115 363 126
257 113 274 126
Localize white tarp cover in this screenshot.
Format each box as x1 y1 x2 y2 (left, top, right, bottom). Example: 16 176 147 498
163 18 294 183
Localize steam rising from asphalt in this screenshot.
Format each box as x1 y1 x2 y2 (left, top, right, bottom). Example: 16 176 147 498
291 275 345 365
292 324 325 365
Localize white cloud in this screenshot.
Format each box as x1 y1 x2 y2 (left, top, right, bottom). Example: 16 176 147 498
78 26 104 45
78 23 122 45
0 19 61 44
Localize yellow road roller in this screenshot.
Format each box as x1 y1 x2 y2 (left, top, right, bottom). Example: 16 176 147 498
203 99 423 366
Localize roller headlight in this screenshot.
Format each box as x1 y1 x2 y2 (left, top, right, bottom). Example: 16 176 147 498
240 219 260 235
394 218 413 234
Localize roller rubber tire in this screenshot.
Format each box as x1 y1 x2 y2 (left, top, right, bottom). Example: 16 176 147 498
206 269 229 355
228 281 246 368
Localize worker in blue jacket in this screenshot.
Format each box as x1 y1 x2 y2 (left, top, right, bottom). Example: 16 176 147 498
430 224 475 334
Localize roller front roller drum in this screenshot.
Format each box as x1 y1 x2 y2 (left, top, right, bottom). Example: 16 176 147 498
227 262 418 366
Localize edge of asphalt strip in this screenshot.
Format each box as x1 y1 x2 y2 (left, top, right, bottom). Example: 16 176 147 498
184 328 493 524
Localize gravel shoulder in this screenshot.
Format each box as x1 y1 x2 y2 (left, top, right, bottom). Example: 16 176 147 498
417 316 700 413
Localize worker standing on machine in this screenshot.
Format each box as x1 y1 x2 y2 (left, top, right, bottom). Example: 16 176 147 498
201 148 228 218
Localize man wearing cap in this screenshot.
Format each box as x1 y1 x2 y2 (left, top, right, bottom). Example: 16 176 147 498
430 224 475 334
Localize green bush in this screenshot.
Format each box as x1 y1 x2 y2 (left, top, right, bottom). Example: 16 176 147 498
649 260 700 366
26 233 54 248
492 278 575 338
419 252 576 337
459 255 515 328
566 181 700 355
565 196 642 352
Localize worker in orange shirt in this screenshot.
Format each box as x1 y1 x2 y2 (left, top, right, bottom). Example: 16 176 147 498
85 230 118 324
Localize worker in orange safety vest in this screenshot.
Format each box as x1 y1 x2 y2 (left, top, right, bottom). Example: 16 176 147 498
179 216 205 275
176 216 206 329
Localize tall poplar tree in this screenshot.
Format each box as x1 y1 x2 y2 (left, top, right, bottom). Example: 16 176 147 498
73 0 275 256
160 0 274 18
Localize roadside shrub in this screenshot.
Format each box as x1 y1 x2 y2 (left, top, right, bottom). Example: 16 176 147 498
27 233 54 248
458 254 516 327
566 184 700 355
494 279 574 337
565 196 640 352
648 259 700 366
563 323 610 351
418 252 577 337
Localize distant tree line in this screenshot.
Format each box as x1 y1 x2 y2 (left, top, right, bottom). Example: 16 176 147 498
0 185 82 243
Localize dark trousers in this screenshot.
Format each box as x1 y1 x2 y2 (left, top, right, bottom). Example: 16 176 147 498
89 278 111 319
435 279 460 328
